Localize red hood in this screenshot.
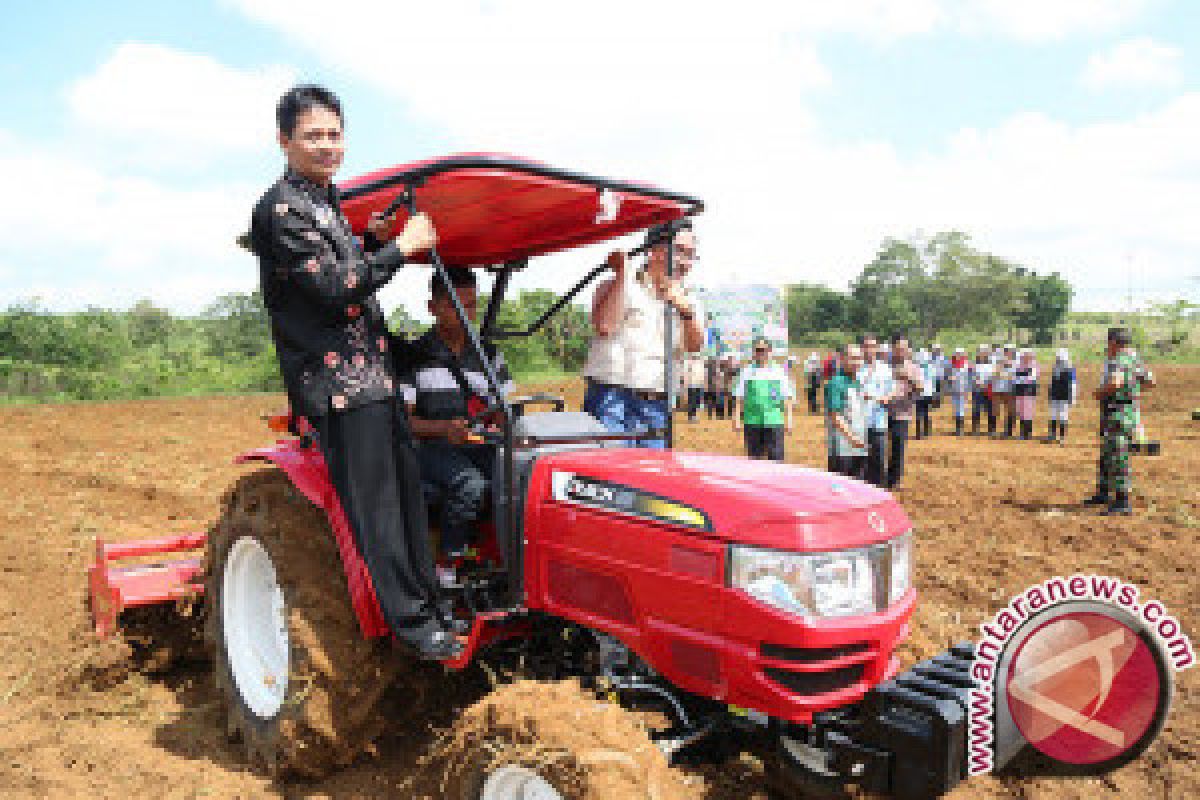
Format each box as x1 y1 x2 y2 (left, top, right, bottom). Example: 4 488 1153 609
535 449 910 551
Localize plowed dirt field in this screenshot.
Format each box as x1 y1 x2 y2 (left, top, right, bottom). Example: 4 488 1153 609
1 365 1196 799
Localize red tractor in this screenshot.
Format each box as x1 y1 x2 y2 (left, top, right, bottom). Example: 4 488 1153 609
90 155 975 798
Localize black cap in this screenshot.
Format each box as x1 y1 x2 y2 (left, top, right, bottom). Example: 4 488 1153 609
1107 326 1133 346
641 219 692 252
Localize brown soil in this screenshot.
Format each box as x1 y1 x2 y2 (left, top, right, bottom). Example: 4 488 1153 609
0 366 1196 798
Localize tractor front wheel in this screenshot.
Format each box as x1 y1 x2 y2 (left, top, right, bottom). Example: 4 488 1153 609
437 679 691 800
204 468 399 778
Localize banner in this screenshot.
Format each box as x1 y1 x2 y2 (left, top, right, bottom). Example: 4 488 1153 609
696 285 788 359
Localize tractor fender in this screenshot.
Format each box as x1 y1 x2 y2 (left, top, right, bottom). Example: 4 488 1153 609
234 442 390 638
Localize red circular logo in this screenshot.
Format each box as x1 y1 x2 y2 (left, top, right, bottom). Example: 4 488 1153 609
1005 611 1164 765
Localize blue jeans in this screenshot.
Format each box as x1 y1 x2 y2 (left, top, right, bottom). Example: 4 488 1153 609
583 380 666 448
584 380 629 433
627 393 668 449
417 442 493 554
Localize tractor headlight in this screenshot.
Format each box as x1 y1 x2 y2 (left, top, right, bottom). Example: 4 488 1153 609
728 532 913 618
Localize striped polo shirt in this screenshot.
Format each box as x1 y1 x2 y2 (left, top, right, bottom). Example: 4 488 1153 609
399 329 515 420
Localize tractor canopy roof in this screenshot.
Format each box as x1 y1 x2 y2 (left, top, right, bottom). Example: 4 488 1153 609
337 153 703 267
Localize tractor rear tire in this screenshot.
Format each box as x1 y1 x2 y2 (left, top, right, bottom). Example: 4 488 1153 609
204 468 399 778
437 679 691 799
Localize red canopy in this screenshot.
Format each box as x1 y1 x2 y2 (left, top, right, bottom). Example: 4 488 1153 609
337 153 702 266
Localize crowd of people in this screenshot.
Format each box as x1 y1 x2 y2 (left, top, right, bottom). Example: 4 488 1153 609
804 340 1083 447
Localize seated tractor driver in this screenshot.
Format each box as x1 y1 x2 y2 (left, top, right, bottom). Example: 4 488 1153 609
400 268 515 583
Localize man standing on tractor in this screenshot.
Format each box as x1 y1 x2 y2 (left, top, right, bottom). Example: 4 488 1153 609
732 337 794 461
249 85 461 660
1086 327 1146 515
585 222 704 447
401 268 515 587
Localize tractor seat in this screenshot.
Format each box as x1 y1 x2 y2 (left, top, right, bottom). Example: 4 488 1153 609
511 410 609 440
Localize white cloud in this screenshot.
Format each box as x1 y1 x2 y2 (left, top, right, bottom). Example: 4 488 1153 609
0 130 261 312
67 42 295 154
956 0 1151 42
1082 37 1183 90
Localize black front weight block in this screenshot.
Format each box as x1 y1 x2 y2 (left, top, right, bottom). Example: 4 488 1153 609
784 642 977 799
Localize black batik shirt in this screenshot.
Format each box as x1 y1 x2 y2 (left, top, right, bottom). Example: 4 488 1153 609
250 169 411 419
400 329 516 421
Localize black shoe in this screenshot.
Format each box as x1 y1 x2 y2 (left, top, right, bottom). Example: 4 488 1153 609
414 629 465 661
1058 423 1068 444
1020 421 1032 440
1104 492 1133 516
1083 491 1109 506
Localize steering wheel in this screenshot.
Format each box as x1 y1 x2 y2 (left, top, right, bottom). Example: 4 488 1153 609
462 393 567 445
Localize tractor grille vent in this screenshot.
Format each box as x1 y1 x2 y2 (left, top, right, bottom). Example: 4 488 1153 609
765 663 866 697
760 642 869 664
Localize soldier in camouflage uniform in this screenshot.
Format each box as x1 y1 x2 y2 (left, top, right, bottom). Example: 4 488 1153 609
1085 327 1141 515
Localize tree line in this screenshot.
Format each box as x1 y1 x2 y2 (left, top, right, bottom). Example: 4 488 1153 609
0 288 592 403
0 230 1076 402
787 231 1072 347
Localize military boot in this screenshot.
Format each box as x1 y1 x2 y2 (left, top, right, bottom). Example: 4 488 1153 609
1083 488 1109 506
1105 491 1133 515
1045 420 1057 442
1058 422 1068 444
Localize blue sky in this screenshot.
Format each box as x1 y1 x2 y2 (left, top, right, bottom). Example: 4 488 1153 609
2 0 1198 314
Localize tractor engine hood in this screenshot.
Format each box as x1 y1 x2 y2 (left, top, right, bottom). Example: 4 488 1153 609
536 449 910 552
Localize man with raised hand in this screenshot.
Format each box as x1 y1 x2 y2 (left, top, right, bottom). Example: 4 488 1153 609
249 85 461 660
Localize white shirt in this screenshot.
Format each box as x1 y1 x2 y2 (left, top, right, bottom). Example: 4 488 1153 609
597 270 700 393
971 361 994 392
582 277 624 384
857 360 894 431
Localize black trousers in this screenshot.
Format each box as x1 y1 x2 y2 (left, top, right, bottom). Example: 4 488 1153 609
686 387 705 420
705 390 725 419
743 425 785 461
866 428 888 487
806 381 820 413
915 396 932 438
313 397 444 643
886 419 910 489
832 454 867 480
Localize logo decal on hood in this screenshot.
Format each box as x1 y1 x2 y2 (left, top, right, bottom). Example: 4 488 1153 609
551 471 712 531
